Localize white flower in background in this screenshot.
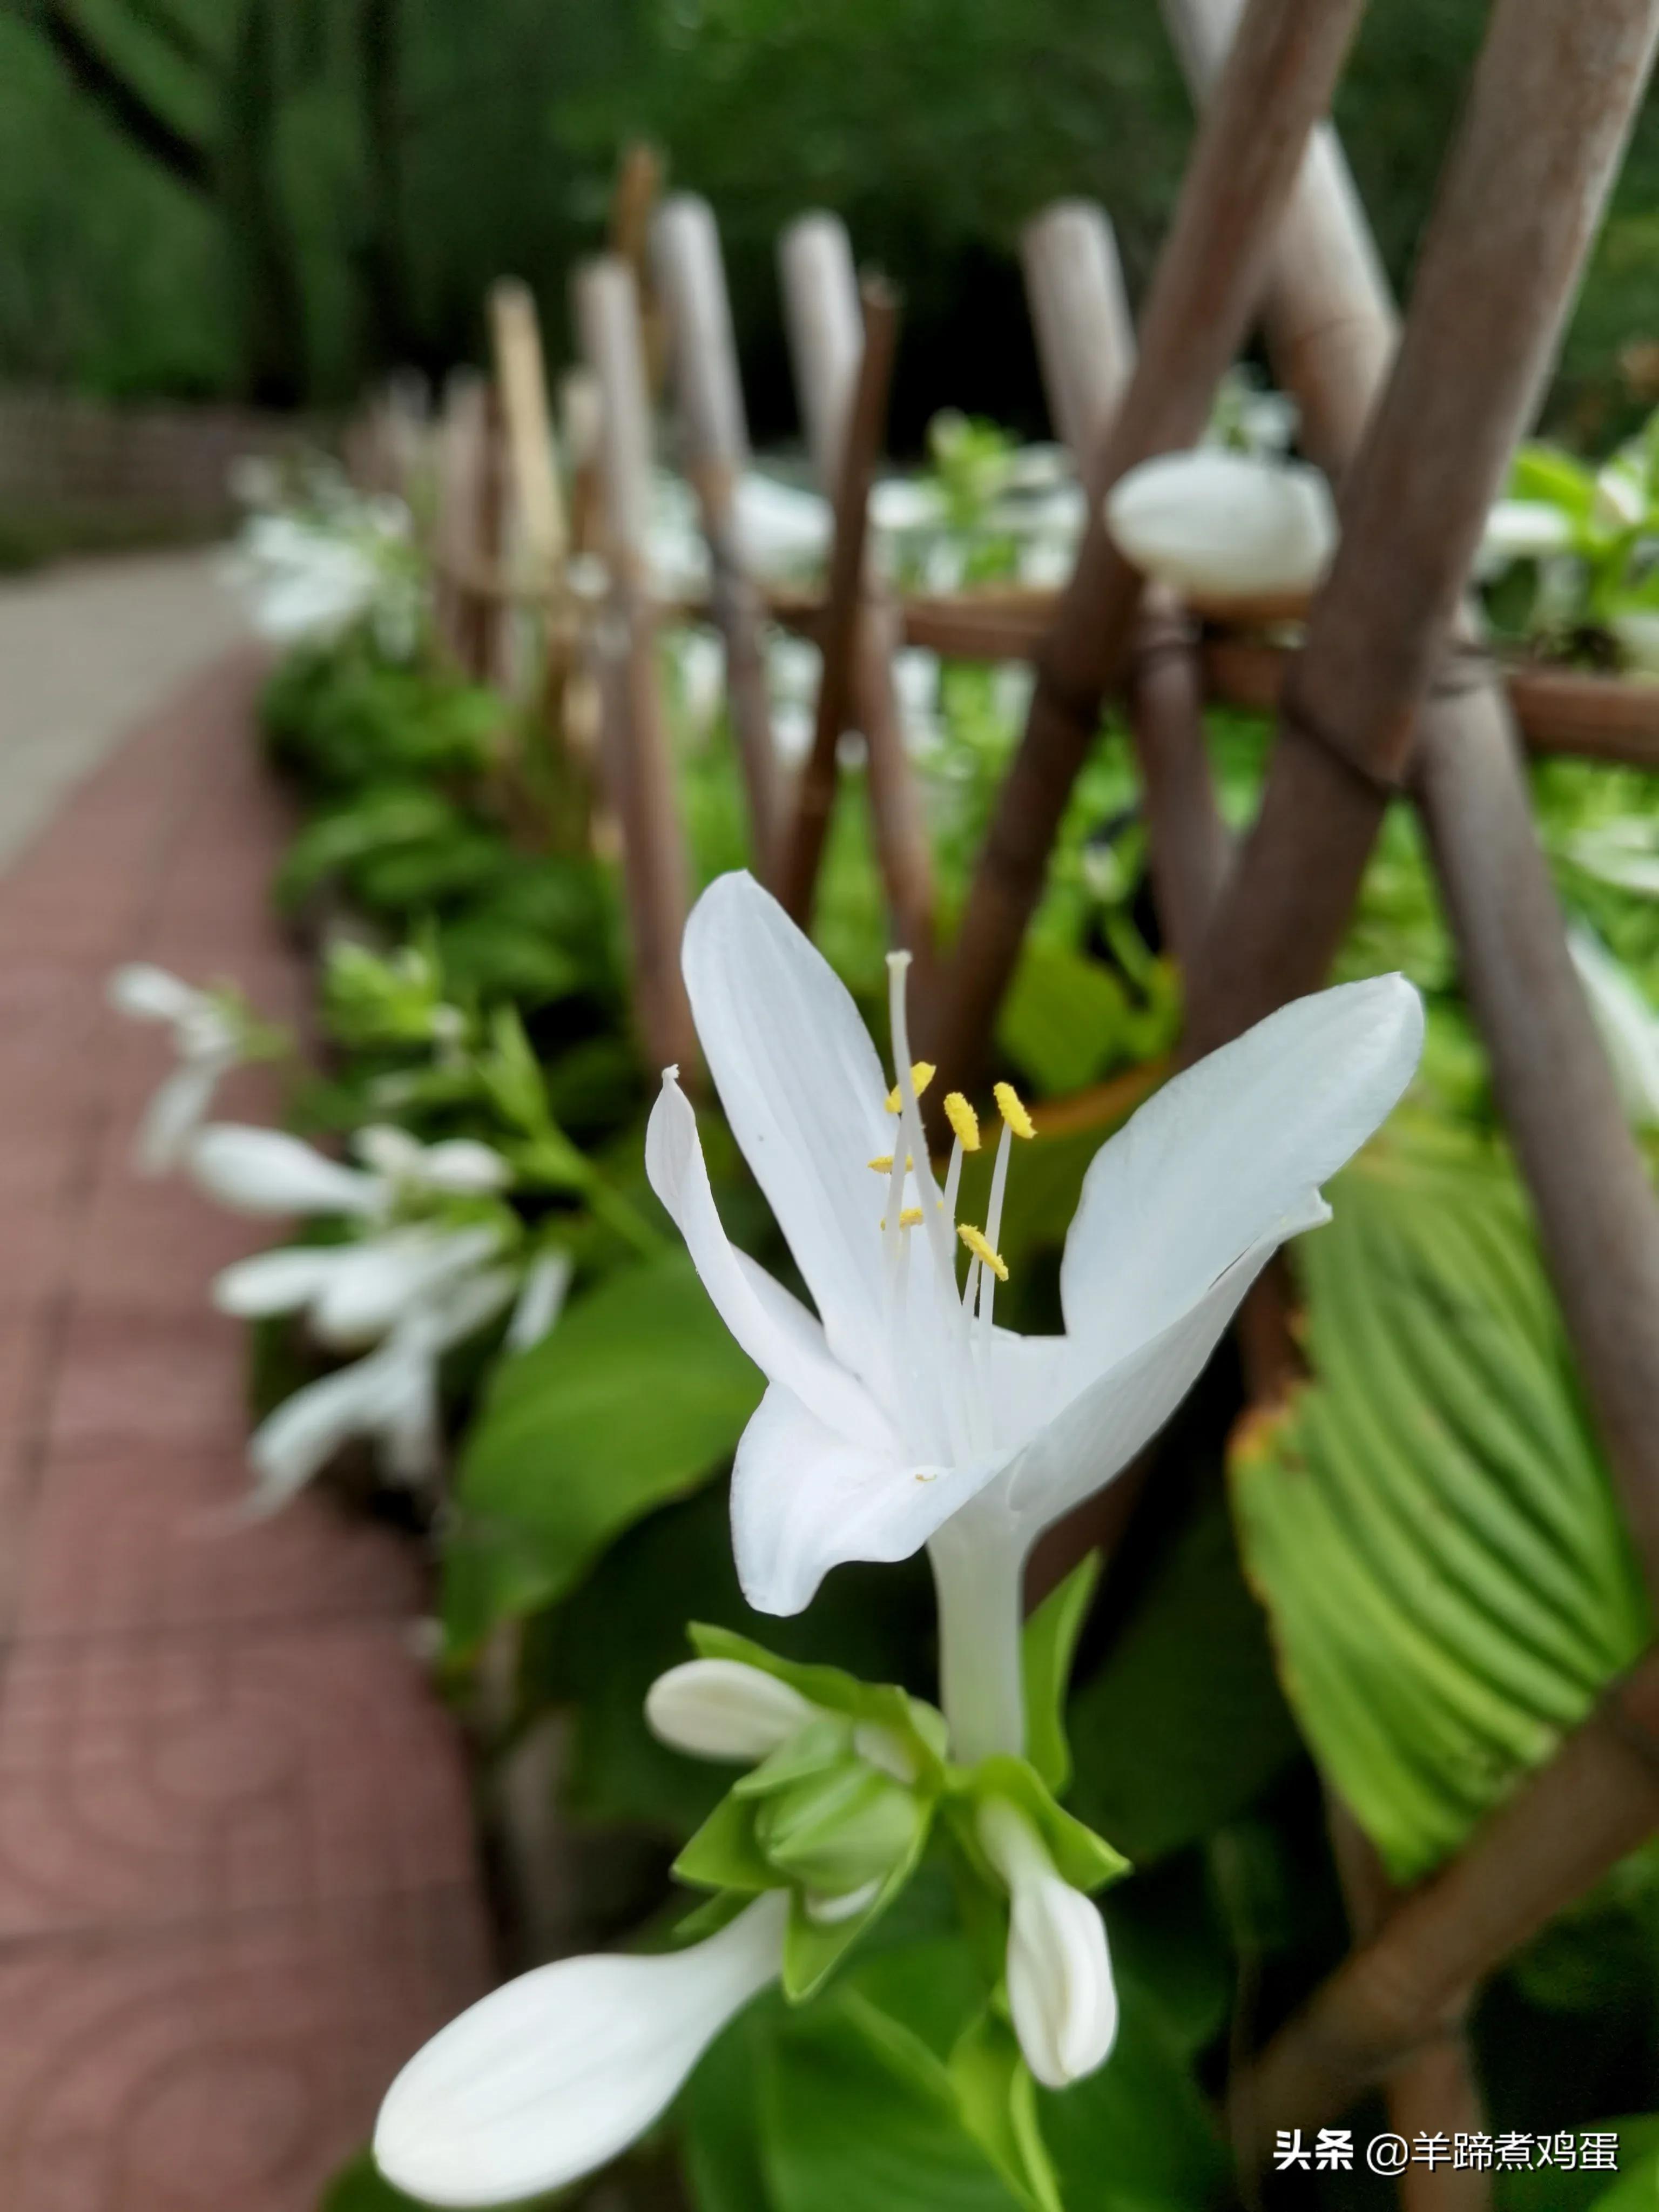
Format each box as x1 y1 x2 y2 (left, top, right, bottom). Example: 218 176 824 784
1475 499 1575 578
1566 819 1659 898
978 1798 1117 2089
645 1657 814 1762
224 488 422 658
1567 925 1659 1129
213 1222 505 1350
375 1890 788 2207
735 472 832 577
503 1249 574 1352
645 873 1421 1757
893 649 943 757
666 625 727 745
246 1262 516 1515
1105 449 1337 603
107 965 249 1173
766 632 822 768
190 1122 510 1218
1595 453 1649 532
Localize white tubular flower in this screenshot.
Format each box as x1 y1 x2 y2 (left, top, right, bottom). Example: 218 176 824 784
978 1799 1117 2090
191 1123 511 1219
644 873 1422 1758
226 512 380 643
191 1125 385 1217
504 1249 575 1353
1476 498 1575 577
108 965 246 1174
245 1263 515 1514
213 1222 504 1350
734 472 832 577
1105 449 1336 603
1567 925 1659 1129
374 1890 788 2207
645 1658 814 1762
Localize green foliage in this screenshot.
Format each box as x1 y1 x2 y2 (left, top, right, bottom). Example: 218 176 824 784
262 641 501 794
1233 1120 1651 1882
442 1249 766 1650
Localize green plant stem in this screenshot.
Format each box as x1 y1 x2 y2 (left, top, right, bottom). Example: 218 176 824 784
929 1514 1027 1764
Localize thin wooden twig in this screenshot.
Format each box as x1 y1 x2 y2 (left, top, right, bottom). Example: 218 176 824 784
927 0 1370 1087
775 278 898 925
651 193 784 880
778 214 937 966
432 367 501 680
573 255 697 1079
487 278 568 583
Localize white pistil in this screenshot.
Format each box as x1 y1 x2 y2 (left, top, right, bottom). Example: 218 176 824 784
976 1118 1015 1355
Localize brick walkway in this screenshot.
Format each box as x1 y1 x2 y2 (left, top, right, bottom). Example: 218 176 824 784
0 650 492 2211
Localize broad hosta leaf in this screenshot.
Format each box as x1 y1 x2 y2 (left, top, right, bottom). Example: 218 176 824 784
1232 1118 1651 1883
442 1250 764 1650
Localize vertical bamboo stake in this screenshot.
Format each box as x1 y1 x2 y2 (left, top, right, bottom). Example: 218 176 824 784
776 280 899 924
574 256 697 1078
651 194 784 877
488 278 568 583
928 0 1369 1088
433 368 495 678
779 214 937 966
1021 201 1229 981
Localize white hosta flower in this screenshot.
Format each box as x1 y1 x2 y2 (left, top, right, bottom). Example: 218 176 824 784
108 965 246 1174
375 1890 788 2207
1476 498 1575 578
1568 819 1659 898
1105 449 1337 603
1567 925 1659 1128
190 1122 510 1219
504 1249 575 1352
766 632 822 768
894 649 943 757
667 625 727 744
212 1222 504 1350
246 1263 515 1514
645 873 1421 1757
734 473 832 577
645 1658 814 1762
227 512 381 643
979 1799 1117 2089
1596 454 1649 532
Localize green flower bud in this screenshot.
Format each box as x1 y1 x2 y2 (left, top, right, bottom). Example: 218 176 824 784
753 1760 925 1896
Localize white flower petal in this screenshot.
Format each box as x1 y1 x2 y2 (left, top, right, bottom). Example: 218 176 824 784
1105 449 1336 601
645 1658 813 1761
645 1074 895 1454
108 963 204 1024
212 1244 349 1318
732 1381 997 1616
1059 976 1422 1374
410 1138 514 1194
310 1225 502 1348
1479 498 1574 570
1568 925 1659 1128
245 1352 402 1514
135 1055 228 1175
505 1250 575 1352
191 1125 385 1217
1006 1878 1118 2089
680 873 894 1391
374 1892 788 2207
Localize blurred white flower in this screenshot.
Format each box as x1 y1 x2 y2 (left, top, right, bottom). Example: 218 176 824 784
1596 454 1649 532
223 490 421 658
978 1798 1117 2090
245 1263 516 1514
504 1249 574 1352
107 964 246 1174
190 1122 510 1218
644 1657 814 1762
1106 449 1336 603
212 1222 505 1350
893 648 943 757
1476 499 1575 578
666 625 727 745
1567 925 1659 1128
375 1890 788 2206
766 632 822 768
1568 819 1659 896
735 473 832 576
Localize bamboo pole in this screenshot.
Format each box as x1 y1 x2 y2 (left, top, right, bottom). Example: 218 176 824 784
433 368 499 679
1158 0 1659 2155
927 0 1370 1085
778 214 936 966
1021 200 1229 979
574 256 697 1078
776 279 899 925
651 194 784 879
487 278 568 581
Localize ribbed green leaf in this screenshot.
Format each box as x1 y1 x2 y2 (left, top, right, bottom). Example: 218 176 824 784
1232 1119 1650 1881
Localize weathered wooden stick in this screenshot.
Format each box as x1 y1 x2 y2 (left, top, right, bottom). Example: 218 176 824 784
928 0 1369 1084
1235 1647 1659 2157
574 256 697 1078
651 194 784 879
487 278 568 582
776 279 898 925
1159 0 1659 2156
778 217 936 963
433 368 500 680
1021 199 1230 979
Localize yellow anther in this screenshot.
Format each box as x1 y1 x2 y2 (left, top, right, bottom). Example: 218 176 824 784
899 1207 924 1228
942 1091 980 1151
958 1223 1009 1282
868 1155 893 1174
994 1081 1036 1141
885 1061 936 1114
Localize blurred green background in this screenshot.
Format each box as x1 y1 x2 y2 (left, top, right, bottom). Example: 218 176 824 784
5 0 1659 446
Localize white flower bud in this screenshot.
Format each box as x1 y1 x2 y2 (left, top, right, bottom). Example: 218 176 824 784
1105 448 1335 603
644 1659 814 1763
979 1798 1118 2090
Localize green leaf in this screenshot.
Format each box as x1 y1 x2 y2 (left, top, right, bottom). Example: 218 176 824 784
953 1756 1129 1896
442 1250 764 1649
996 939 1129 1097
682 2003 779 2212
676 1791 781 1895
759 1993 1027 2212
1064 1483 1303 1862
1496 2120 1659 2212
949 2009 1064 2212
1022 1552 1101 1794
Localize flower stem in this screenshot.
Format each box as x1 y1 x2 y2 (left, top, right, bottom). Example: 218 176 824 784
928 1514 1027 1763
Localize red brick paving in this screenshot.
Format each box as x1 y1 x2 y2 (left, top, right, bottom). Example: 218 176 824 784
0 651 493 2211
